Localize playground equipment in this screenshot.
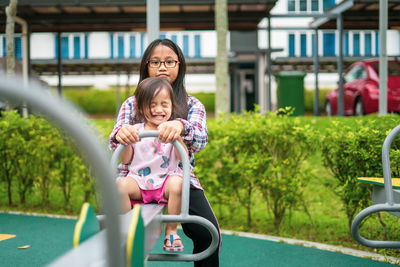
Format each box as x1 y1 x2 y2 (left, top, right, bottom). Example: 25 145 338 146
0 73 219 266
351 124 400 248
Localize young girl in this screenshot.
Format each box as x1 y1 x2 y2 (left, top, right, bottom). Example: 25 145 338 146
116 77 187 252
110 38 220 266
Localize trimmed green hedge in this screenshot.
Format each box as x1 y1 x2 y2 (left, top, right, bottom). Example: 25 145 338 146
62 88 215 115
2 110 400 236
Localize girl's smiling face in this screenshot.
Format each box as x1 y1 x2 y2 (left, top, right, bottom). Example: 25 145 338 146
143 87 172 129
147 44 179 85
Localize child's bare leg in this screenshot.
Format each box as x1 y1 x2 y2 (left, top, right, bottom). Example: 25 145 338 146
116 177 142 213
163 175 183 247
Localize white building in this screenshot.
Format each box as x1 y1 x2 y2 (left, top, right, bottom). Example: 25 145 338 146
1 0 399 106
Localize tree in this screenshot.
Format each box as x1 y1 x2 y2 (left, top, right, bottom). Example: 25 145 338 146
215 0 229 115
5 0 18 111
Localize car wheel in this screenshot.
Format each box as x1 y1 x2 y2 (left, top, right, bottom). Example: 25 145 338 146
325 101 332 116
354 97 364 116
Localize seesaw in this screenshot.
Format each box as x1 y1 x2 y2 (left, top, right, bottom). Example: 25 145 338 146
351 123 400 248
0 73 219 266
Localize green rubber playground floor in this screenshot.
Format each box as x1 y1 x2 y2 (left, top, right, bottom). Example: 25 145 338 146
0 213 395 267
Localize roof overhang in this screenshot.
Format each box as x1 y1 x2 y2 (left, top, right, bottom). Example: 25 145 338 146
310 0 400 30
0 0 277 32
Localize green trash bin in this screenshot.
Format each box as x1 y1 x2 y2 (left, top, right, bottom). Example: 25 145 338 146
275 71 306 116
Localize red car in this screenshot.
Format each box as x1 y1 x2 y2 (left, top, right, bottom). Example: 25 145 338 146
325 58 400 116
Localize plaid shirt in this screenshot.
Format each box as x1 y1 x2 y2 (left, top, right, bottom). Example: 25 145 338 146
109 95 207 190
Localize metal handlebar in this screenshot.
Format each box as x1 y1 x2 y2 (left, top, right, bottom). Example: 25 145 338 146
0 73 123 266
112 133 219 261
351 124 400 248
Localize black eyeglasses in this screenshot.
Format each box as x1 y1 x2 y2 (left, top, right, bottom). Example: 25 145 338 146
147 60 179 68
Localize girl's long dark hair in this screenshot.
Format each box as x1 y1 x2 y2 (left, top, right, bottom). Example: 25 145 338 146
133 77 177 123
139 38 188 119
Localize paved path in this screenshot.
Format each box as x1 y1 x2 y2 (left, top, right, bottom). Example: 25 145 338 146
0 213 395 266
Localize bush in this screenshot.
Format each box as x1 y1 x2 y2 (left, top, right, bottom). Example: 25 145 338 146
196 107 316 231
62 88 216 115
319 116 400 230
0 111 96 212
304 88 331 113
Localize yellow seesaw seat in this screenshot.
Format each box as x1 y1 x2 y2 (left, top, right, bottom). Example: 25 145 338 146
357 177 400 190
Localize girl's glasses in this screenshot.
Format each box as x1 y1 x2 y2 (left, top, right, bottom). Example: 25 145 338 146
147 60 179 68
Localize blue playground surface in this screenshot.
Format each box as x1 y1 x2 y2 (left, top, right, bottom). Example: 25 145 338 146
0 212 395 267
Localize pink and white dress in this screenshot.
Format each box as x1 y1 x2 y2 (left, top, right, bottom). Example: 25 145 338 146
127 123 183 204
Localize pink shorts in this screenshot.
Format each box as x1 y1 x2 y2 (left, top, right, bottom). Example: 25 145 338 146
130 175 175 206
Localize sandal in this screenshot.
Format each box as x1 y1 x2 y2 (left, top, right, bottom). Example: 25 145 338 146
163 234 184 252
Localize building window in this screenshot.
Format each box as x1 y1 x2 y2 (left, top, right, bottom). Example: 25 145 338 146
2 37 7 57
299 0 307 11
182 35 189 57
14 36 22 59
84 34 88 59
311 0 319 11
118 35 124 58
365 33 372 56
288 0 295 11
129 36 136 58
194 34 201 57
140 33 145 56
323 0 335 11
73 36 80 59
288 34 295 56
170 34 177 44
353 33 360 56
375 31 379 55
323 33 335 56
110 33 114 58
300 34 307 56
159 34 166 39
55 35 69 59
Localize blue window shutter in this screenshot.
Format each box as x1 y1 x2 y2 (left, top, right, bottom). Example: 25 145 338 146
353 33 360 56
61 36 69 59
375 31 379 55
118 35 124 58
159 34 166 39
300 34 307 56
171 35 177 44
300 0 307 11
288 34 295 56
194 35 201 57
288 0 295 11
311 34 315 56
84 34 88 59
323 33 335 56
73 36 80 59
2 37 5 57
365 33 372 56
129 36 136 58
54 35 58 59
140 33 144 56
323 0 335 11
110 34 114 59
344 32 349 56
311 0 319 11
183 35 189 57
14 36 22 59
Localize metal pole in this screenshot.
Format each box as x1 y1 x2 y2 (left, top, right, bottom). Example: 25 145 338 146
337 14 344 116
57 32 62 97
147 0 160 42
379 0 388 116
267 15 272 111
313 28 320 116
